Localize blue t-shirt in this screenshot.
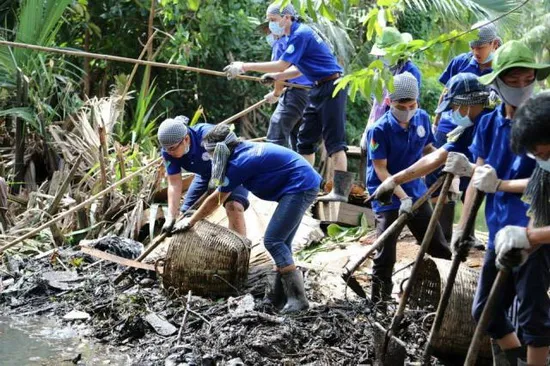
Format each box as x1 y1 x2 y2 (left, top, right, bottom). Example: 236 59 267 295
280 22 343 83
437 52 493 134
365 109 435 213
161 123 214 178
272 37 312 86
218 142 321 202
470 104 536 249
442 108 493 161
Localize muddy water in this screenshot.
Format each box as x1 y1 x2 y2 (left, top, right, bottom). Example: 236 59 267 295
0 316 131 365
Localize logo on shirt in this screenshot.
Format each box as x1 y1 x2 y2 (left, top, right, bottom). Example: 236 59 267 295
202 152 211 161
417 125 426 138
369 138 379 151
286 44 295 54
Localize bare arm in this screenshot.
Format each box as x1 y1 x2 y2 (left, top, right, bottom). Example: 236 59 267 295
271 65 302 81
273 80 285 96
458 157 485 228
527 226 550 246
373 159 408 200
433 89 447 127
167 174 183 218
393 148 448 185
498 178 529 194
423 143 437 155
243 60 291 73
188 190 232 225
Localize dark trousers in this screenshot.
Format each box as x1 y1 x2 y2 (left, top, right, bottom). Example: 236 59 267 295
472 246 550 347
267 88 309 150
373 201 451 283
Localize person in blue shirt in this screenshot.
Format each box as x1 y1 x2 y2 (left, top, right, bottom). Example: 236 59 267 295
260 25 312 150
369 73 492 242
454 41 550 366
366 26 422 126
177 124 321 314
364 72 451 306
157 117 249 237
223 3 350 202
433 21 500 146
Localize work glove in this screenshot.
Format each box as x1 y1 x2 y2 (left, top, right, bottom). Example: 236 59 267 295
448 176 461 202
443 152 474 177
372 176 397 205
398 196 413 216
359 129 368 151
162 215 175 235
173 218 194 234
450 228 476 261
264 91 280 104
495 226 530 270
260 73 277 85
223 62 245 79
472 164 501 193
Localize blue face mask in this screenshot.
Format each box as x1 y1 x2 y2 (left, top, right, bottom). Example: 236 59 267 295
481 52 494 65
265 34 276 47
536 158 550 172
451 108 473 128
269 20 285 36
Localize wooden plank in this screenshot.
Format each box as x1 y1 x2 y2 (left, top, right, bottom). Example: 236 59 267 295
314 201 375 227
79 245 162 274
346 145 362 158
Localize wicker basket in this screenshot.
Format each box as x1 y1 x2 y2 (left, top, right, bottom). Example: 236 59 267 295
409 257 492 358
161 220 251 297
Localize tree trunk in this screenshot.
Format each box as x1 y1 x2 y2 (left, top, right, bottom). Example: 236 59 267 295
142 0 156 98
13 70 28 194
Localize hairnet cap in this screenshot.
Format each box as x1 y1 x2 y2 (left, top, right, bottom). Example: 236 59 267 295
469 21 498 48
266 2 296 17
389 72 419 101
157 117 189 148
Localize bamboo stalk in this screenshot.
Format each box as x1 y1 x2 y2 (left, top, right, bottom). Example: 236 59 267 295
219 98 268 125
47 154 83 216
0 40 310 90
0 157 163 254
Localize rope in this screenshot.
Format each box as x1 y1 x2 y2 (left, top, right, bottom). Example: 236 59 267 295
0 39 310 90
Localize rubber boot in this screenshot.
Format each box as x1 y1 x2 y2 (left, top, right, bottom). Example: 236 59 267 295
262 272 286 309
491 340 510 366
438 201 455 243
371 276 392 313
280 269 309 314
317 170 355 202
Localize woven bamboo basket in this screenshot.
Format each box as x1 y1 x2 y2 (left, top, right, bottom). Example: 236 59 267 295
409 257 492 358
161 220 251 297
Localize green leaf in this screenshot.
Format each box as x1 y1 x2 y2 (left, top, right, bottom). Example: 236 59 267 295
319 2 336 21
188 0 200 12
307 0 318 22
377 0 399 6
190 105 204 126
327 223 347 238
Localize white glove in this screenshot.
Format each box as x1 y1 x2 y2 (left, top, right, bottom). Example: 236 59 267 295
173 217 194 233
495 226 530 270
399 196 413 216
162 215 175 234
360 129 368 151
264 91 280 104
223 62 245 79
472 164 501 193
443 152 474 177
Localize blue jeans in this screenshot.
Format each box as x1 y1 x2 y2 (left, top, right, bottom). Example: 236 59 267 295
263 189 318 268
472 246 550 346
267 88 309 150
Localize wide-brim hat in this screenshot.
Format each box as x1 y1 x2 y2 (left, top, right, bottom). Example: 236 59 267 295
478 40 550 85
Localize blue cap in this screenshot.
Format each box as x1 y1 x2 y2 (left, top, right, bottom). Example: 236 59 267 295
435 73 490 114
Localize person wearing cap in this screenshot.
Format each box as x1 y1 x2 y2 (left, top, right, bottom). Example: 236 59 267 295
257 21 312 150
223 2 350 202
364 72 451 306
158 118 249 237
369 73 493 242
433 21 500 147
366 26 422 126
454 41 550 365
175 124 322 313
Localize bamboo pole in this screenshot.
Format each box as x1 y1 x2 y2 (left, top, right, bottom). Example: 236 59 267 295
0 40 310 90
0 157 163 254
220 98 268 126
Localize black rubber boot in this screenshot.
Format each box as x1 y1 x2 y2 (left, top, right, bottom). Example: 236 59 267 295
263 272 286 309
371 276 392 313
317 170 355 202
438 201 455 243
280 269 309 314
504 346 527 366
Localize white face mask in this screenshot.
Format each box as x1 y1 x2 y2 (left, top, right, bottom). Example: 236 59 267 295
391 106 417 123
494 78 536 108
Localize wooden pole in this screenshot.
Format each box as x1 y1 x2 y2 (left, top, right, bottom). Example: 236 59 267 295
0 157 163 254
0 39 310 90
219 98 268 126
